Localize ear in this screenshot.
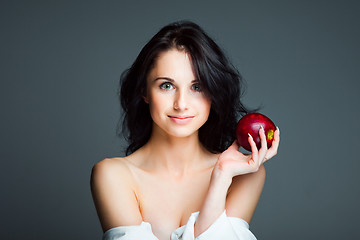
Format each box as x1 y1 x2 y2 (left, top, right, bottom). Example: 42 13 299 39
142 95 149 104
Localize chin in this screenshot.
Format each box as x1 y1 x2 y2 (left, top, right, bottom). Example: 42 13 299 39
166 128 199 139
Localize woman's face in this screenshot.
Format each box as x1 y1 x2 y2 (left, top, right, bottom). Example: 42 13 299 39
145 49 211 139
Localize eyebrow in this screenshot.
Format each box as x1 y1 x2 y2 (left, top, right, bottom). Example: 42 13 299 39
152 77 199 83
153 77 174 82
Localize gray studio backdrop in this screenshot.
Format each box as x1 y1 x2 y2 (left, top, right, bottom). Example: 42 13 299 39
1 0 359 239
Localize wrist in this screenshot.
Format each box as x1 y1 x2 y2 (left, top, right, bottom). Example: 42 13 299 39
210 163 233 190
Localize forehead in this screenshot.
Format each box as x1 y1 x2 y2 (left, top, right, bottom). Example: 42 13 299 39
147 49 196 80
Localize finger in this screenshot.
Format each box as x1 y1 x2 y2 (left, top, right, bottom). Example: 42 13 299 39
225 155 260 176
258 126 268 165
220 140 244 162
228 140 240 151
275 126 280 141
248 133 259 165
265 126 280 160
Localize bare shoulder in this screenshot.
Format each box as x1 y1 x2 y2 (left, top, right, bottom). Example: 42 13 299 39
90 157 142 232
91 157 134 183
91 157 138 194
225 165 266 223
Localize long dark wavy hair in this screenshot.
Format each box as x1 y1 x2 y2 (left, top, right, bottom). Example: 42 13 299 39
118 20 253 155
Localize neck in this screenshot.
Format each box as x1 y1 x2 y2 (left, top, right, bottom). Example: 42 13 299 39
142 128 209 178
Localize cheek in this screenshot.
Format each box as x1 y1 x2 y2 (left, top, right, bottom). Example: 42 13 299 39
201 97 212 112
195 97 212 117
148 92 169 114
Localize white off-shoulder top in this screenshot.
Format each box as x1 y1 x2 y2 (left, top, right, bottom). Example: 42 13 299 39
103 210 257 240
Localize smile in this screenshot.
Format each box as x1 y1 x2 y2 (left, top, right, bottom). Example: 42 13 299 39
168 115 194 124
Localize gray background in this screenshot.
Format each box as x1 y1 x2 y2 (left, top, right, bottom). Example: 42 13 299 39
1 0 359 239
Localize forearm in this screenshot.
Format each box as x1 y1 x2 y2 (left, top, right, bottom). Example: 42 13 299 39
194 167 232 237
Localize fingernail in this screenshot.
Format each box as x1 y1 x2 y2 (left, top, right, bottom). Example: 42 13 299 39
276 126 280 134
260 125 264 131
248 133 252 138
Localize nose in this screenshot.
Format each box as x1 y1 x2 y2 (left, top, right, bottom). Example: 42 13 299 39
173 89 188 111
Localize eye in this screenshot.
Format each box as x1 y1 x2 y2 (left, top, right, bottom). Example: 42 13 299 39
191 83 202 92
160 82 174 90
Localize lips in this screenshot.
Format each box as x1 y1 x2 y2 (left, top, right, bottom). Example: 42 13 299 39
168 115 194 124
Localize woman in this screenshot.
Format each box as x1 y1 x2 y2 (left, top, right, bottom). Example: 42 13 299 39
91 21 280 240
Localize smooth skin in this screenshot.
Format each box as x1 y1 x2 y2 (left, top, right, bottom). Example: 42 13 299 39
91 49 280 240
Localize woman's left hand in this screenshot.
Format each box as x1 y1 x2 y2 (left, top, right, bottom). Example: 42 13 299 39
215 126 280 179
195 126 280 237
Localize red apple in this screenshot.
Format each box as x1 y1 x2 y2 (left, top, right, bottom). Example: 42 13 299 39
236 113 276 152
